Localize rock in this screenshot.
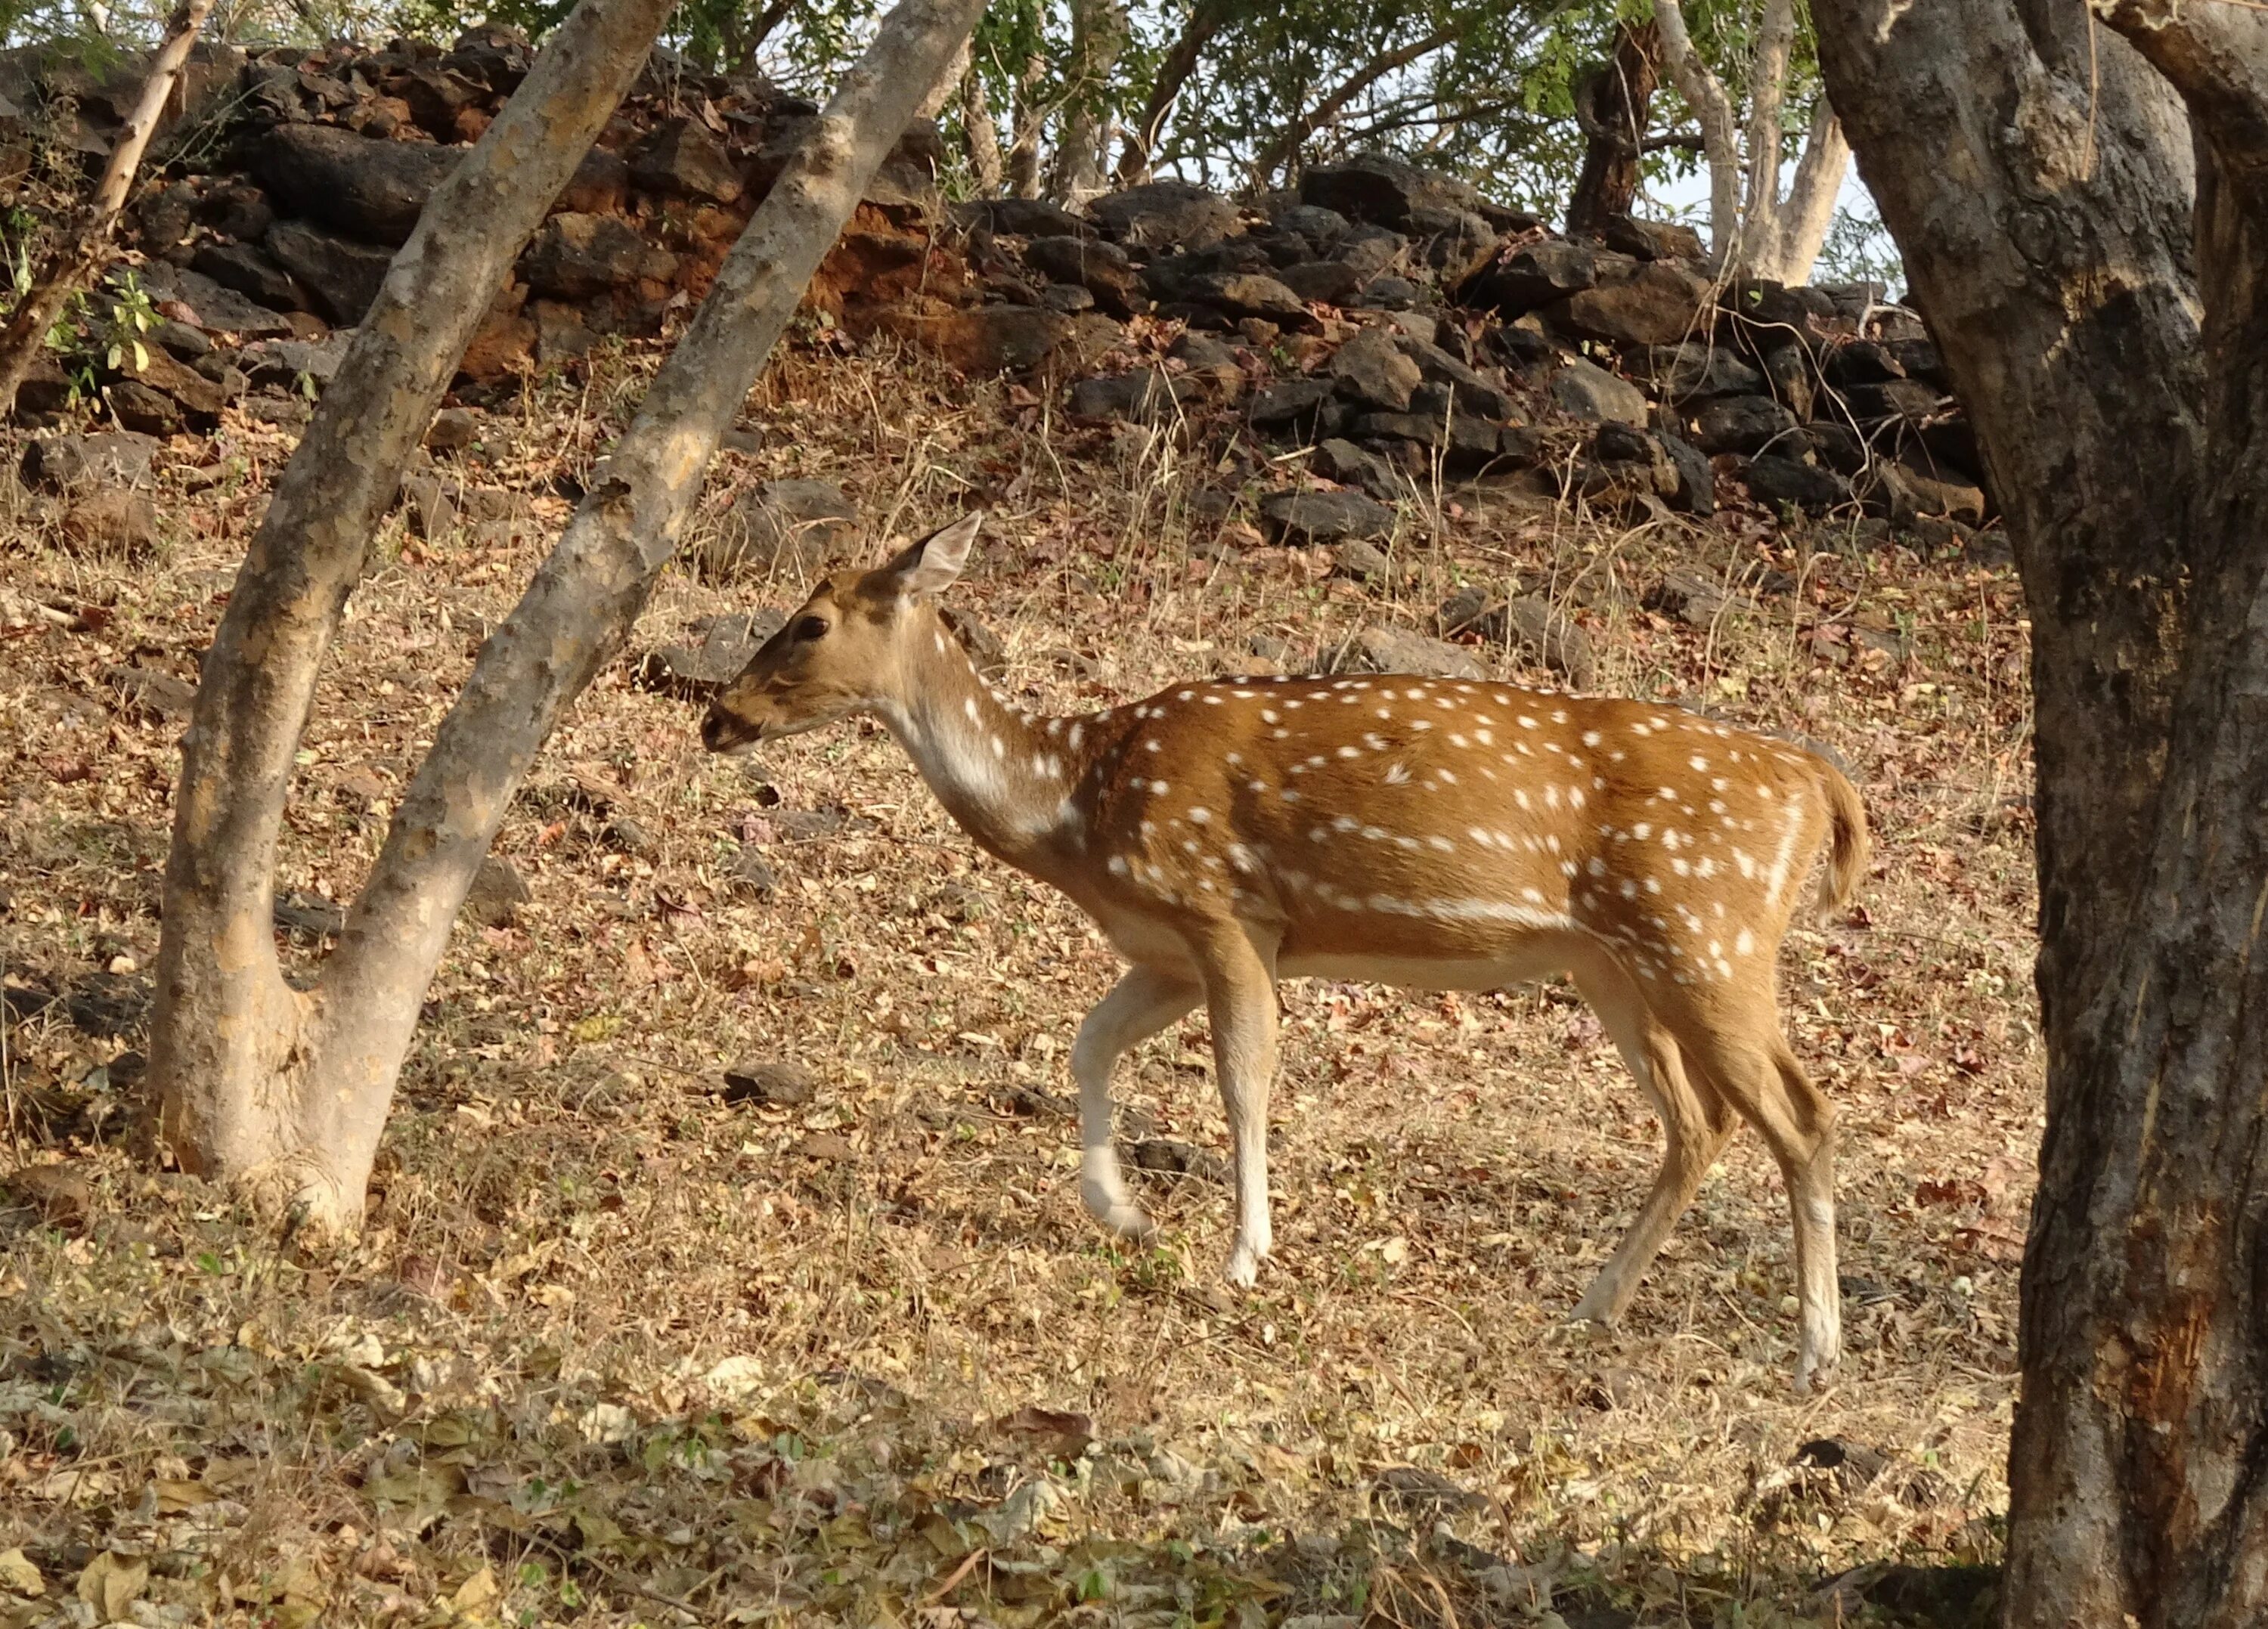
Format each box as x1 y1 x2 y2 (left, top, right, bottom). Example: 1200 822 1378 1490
104 379 182 436
1692 394 1801 456
1640 339 1765 402
242 392 310 429
721 1058 816 1107
1866 459 1987 523
1269 201 1352 246
138 263 296 336
273 890 345 939
1067 368 1181 422
1247 376 1337 432
1882 336 1950 388
1329 327 1421 410
702 478 857 582
1645 568 1750 627
22 432 160 493
1272 259 1362 306
191 241 303 311
264 218 394 324
1549 357 1648 426
1597 215 1707 262
60 488 161 554
1089 181 1240 249
1313 437 1399 500
522 212 676 299
728 843 779 899
1169 331 1239 370
1021 234 1146 317
1800 421 1869 475
1562 260 1715 347
1374 1465 1490 1515
890 305 1084 374
463 856 530 928
150 317 211 360
629 115 742 202
1329 537 1398 584
1396 335 1515 418
1461 240 1598 314
1750 332 1817 420
425 407 481 451
108 660 197 718
1839 377 1942 425
959 197 1093 238
638 610 785 695
64 971 150 1038
1185 271 1312 326
1657 430 1715 516
460 288 538 382
253 122 463 245
1129 1138 1229 1183
554 146 630 216
239 333 353 391
1352 410 1502 466
1259 489 1393 546
1821 337 1907 387
1743 455 1851 513
1043 283 1095 314
1341 624 1488 680
1440 588 1597 686
1299 153 1526 234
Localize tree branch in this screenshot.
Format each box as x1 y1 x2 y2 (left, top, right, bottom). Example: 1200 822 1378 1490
1652 0 1742 266
2090 0 2268 211
1253 20 1461 180
1116 0 1234 184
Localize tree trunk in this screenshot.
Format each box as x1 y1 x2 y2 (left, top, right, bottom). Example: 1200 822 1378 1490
1115 0 1232 185
1813 0 2268 1621
1651 0 1740 268
151 0 681 1219
961 56 1004 193
1746 104 1847 286
153 0 988 1234
1566 19 1660 236
1049 0 1127 203
1253 22 1461 185
1005 52 1046 198
0 0 215 418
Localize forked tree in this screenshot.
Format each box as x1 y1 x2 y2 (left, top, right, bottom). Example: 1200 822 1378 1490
149 0 987 1231
1653 0 1848 283
1811 0 2268 1619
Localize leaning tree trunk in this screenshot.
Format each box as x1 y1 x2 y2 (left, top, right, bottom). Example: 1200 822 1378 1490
1812 0 2268 1622
153 0 987 1232
0 0 215 417
1566 19 1659 237
1049 0 1126 203
1115 0 1232 185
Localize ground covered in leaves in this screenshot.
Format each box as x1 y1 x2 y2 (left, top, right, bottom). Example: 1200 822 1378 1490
1 336 2032 1626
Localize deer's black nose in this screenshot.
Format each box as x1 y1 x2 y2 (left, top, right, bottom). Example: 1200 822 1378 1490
700 711 730 751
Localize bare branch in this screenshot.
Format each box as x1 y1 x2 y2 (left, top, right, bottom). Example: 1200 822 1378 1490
1652 0 1743 265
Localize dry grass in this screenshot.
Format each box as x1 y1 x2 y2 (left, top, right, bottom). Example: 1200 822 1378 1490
0 337 2035 1627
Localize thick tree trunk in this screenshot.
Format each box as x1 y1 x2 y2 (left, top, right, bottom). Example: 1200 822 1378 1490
1050 0 1127 203
1746 105 1847 286
961 57 1004 193
151 0 682 1218
1566 20 1660 236
1115 0 1232 184
1005 52 1046 198
153 0 988 1233
1814 0 2268 1621
0 0 215 417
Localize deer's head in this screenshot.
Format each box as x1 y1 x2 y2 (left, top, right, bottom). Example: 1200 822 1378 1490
701 513 981 755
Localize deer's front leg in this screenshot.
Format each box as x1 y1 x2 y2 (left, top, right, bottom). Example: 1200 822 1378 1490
1071 964 1201 1239
1194 924 1281 1287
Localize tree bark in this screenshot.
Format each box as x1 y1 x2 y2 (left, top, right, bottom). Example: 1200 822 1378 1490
1813 0 2268 1621
1005 52 1046 198
0 0 215 418
1651 0 1741 267
153 0 989 1234
1566 19 1661 235
1748 104 1847 285
151 0 683 1219
1114 0 1233 184
1252 21 1461 184
1049 0 1127 203
961 54 1004 193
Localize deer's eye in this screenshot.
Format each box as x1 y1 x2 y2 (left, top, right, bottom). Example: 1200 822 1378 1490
795 616 829 642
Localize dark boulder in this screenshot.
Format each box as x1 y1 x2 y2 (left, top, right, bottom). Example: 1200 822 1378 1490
1299 153 1529 234
1562 260 1714 347
629 116 742 203
191 241 303 311
522 212 676 299
1459 240 1600 315
1691 395 1800 457
253 122 463 245
265 219 394 324
1089 181 1240 249
1742 455 1851 513
1259 489 1394 545
1021 234 1146 317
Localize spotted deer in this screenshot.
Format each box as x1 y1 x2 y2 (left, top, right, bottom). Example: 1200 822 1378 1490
702 514 1870 1389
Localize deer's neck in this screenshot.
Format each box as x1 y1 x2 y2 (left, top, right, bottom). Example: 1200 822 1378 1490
876 615 1080 866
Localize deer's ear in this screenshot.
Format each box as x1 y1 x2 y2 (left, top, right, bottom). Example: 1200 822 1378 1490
879 513 981 600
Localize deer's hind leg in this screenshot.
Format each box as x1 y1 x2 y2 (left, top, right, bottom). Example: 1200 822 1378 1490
1568 954 1737 1330
1072 964 1201 1238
